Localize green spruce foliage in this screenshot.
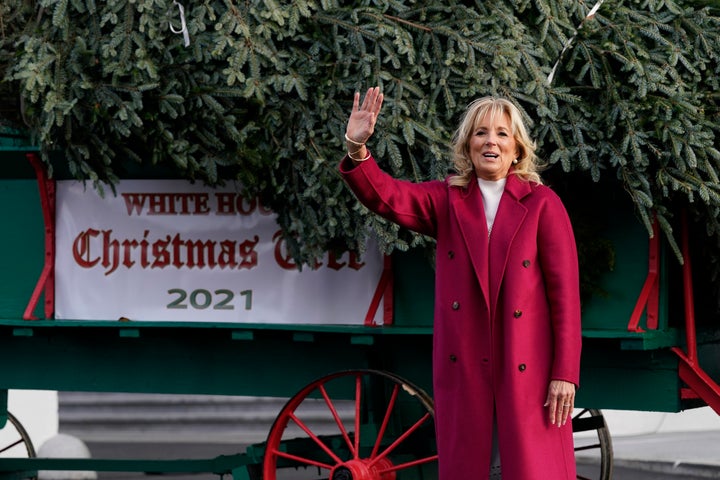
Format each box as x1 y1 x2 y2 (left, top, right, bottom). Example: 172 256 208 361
1 1 719 290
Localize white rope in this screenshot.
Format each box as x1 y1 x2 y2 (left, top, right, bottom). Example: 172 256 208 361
547 0 605 85
170 0 190 47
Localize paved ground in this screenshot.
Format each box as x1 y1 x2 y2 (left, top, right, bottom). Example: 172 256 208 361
611 430 720 474
74 431 720 480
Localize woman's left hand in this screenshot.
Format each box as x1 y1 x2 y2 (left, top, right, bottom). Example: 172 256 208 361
544 380 576 427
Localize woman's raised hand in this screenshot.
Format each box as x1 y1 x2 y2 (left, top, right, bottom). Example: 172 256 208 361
345 87 384 162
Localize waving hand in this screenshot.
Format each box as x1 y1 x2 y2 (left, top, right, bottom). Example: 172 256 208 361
345 87 384 163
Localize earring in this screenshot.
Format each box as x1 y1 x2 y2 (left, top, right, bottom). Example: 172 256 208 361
513 158 519 164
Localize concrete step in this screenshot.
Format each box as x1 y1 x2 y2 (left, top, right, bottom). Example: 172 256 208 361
58 392 352 444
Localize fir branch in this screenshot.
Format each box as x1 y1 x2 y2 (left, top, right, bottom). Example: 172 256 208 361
1 0 720 298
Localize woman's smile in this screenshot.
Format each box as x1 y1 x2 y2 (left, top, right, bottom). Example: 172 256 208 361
469 112 518 181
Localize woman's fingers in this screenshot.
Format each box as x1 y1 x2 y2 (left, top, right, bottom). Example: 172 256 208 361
361 86 383 115
545 380 575 427
347 87 383 144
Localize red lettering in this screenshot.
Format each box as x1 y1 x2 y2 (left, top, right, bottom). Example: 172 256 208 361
121 193 147 216
139 230 150 268
101 230 120 275
171 234 184 268
120 192 211 216
214 192 264 216
272 231 366 271
317 251 366 271
327 251 346 270
185 239 217 269
71 229 263 274
347 251 365 271
215 193 236 215
238 236 259 269
122 238 138 268
72 229 101 268
217 240 238 268
175 193 210 214
148 194 169 214
273 231 296 270
152 237 171 268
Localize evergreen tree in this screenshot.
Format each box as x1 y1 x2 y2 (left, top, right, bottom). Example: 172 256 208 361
1 1 719 304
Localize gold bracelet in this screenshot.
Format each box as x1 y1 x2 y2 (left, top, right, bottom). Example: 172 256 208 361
348 144 365 156
348 149 371 162
344 133 366 147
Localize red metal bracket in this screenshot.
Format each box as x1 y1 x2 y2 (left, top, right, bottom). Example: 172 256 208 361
671 210 720 415
627 219 660 332
673 348 720 415
23 153 55 320
364 255 393 326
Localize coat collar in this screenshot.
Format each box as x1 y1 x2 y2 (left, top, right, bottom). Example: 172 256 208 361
451 172 532 314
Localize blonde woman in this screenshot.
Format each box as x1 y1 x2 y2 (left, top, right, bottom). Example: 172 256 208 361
339 87 581 480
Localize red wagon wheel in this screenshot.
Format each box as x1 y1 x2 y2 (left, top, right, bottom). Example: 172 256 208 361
263 369 437 480
263 371 613 480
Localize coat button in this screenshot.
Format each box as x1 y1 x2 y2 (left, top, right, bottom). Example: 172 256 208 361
449 355 457 362
448 250 455 259
513 309 522 318
522 259 531 268
452 301 460 310
518 363 526 372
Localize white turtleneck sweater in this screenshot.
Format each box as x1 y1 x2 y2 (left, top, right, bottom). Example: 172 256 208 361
477 177 507 236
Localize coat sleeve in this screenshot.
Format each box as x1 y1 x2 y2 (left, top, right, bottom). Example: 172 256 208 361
536 189 582 387
338 154 445 238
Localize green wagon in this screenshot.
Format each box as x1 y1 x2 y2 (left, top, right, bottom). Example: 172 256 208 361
0 130 718 480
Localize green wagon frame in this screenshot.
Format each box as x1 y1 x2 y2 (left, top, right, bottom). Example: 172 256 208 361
0 130 718 480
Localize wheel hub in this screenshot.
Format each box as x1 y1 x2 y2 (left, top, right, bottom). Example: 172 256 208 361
330 458 396 480
331 466 353 480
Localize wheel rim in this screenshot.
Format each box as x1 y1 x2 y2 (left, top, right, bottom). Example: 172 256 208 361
573 408 613 480
0 411 37 480
0 412 36 458
263 369 437 480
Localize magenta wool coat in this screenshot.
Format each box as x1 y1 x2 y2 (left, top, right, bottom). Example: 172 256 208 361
340 155 582 480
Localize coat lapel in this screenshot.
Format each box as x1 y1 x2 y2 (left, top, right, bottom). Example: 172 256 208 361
452 180 491 311
452 174 534 316
489 174 531 315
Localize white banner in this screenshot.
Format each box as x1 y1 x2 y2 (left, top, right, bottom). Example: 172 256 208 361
54 179 385 325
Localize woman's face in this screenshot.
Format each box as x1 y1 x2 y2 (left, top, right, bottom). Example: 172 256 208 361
468 112 519 181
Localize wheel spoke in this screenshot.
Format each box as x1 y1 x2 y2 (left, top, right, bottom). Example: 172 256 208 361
319 384 355 455
353 374 362 458
370 383 399 458
369 412 433 468
575 443 602 452
286 411 343 465
380 454 440 474
272 449 333 471
574 408 590 418
0 438 23 455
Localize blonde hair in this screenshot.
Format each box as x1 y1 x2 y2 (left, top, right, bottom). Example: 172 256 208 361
448 96 543 187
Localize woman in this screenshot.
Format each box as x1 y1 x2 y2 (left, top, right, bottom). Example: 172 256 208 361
339 87 582 479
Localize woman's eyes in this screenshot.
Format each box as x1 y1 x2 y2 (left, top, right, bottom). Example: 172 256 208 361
474 130 509 137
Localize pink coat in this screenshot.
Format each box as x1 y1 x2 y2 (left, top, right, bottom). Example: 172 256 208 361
340 156 582 480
